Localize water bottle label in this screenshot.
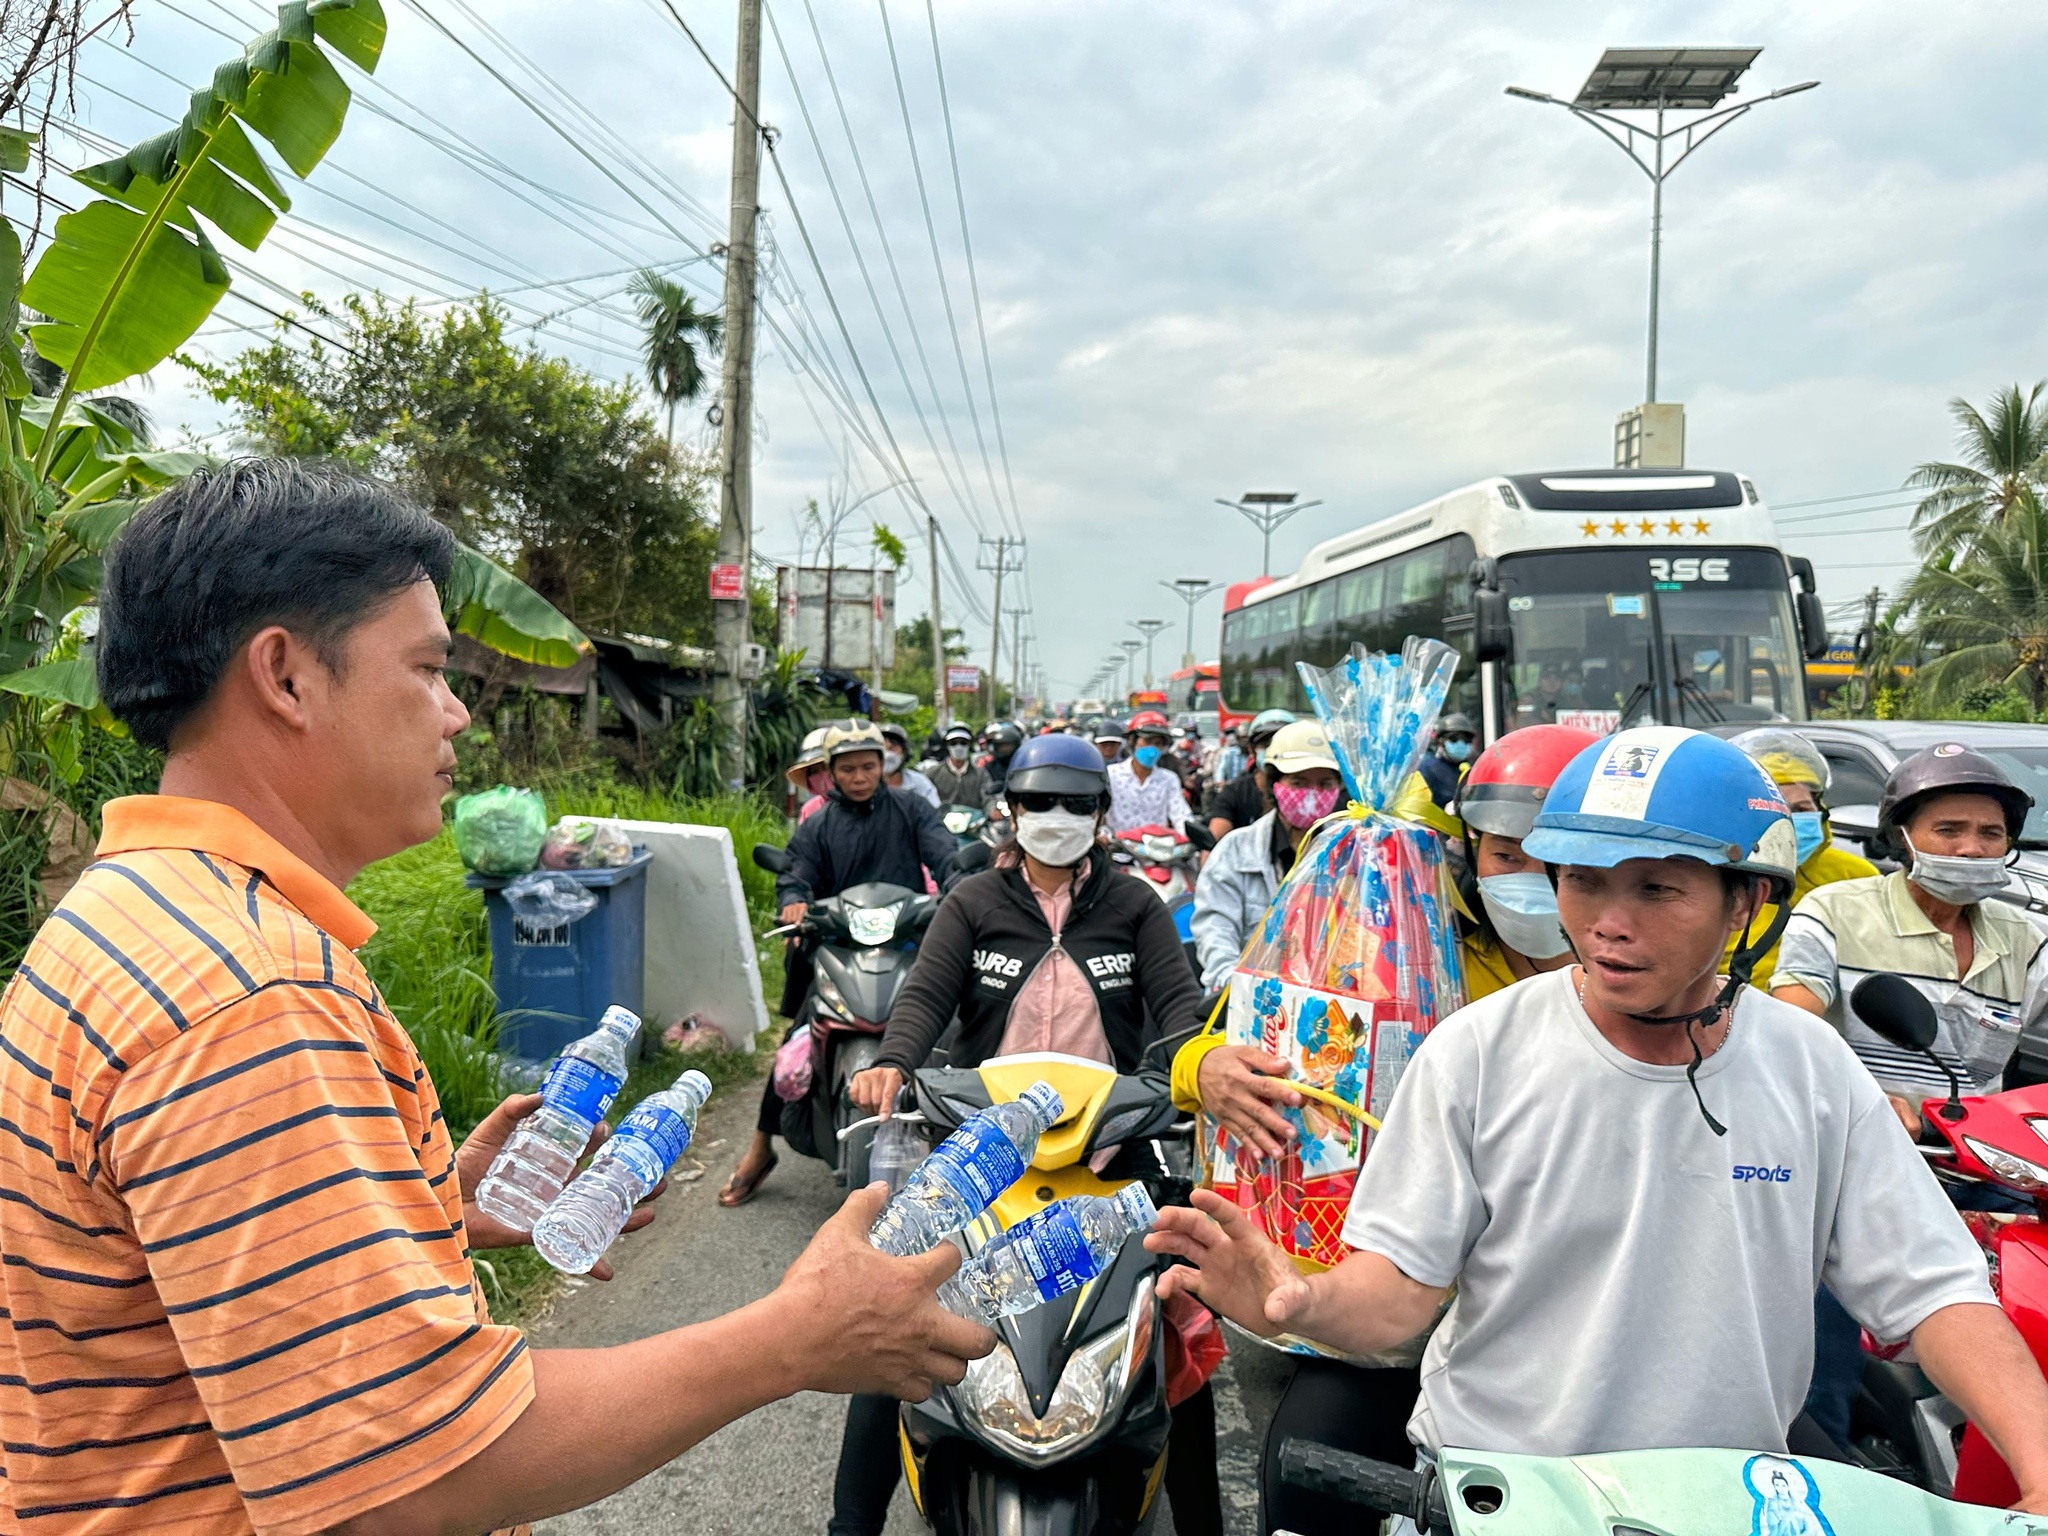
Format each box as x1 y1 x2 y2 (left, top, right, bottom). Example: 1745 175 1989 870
543 1056 623 1124
925 1117 1026 1208
1009 1204 1102 1302
616 1101 692 1171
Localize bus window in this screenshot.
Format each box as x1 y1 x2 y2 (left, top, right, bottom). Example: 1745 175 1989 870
1259 592 1300 710
1336 565 1386 651
1299 579 1340 670
1388 544 1449 640
1658 581 1804 723
1220 610 1252 712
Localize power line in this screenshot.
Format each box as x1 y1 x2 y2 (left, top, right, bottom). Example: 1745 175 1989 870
1773 486 1907 510
1777 498 1921 527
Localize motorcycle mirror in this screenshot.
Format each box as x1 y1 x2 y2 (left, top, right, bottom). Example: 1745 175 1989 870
1850 974 1963 1122
952 841 991 874
752 842 791 874
1183 819 1216 852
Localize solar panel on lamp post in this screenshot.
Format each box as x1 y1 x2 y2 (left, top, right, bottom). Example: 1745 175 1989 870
1161 578 1224 667
1129 619 1170 689
1217 491 1323 577
1506 48 1817 404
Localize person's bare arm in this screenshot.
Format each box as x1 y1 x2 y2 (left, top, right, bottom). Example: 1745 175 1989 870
334 1185 993 1536
1146 1189 1445 1358
1771 981 1827 1016
1912 1302 2048 1512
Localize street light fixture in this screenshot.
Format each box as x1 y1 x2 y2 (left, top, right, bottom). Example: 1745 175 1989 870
1117 639 1144 700
1217 490 1323 578
1506 48 1818 405
1129 619 1170 689
1161 577 1225 666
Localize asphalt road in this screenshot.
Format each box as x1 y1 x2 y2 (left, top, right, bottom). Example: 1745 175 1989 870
530 1072 1290 1536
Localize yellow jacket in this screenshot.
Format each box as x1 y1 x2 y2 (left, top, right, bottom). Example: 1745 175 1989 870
1720 836 1878 989
1462 930 1521 1002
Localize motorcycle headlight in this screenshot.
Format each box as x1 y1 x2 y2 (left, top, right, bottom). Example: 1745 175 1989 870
944 808 973 834
814 968 853 1021
957 1277 1155 1461
1963 1135 2048 1192
846 902 901 946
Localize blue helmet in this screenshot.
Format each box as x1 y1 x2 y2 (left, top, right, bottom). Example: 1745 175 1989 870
1522 726 1797 899
1005 732 1111 800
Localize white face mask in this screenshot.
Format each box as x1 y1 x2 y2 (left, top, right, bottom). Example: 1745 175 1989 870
1905 833 2012 906
1477 872 1572 960
1015 808 1097 866
947 743 970 763
883 750 905 775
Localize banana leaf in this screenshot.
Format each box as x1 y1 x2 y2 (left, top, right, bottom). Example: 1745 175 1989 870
446 545 590 670
0 656 95 708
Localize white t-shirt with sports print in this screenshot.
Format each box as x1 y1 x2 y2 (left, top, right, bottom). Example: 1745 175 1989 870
1341 968 1993 1459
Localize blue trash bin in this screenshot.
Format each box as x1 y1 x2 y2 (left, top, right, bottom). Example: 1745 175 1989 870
466 850 652 1062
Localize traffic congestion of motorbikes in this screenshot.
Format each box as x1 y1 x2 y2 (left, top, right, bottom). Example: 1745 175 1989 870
720 702 2048 1536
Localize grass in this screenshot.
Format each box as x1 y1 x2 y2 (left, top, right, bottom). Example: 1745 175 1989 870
349 789 788 1325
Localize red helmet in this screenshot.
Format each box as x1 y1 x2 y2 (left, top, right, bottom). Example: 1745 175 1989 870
1458 725 1602 840
1125 710 1171 736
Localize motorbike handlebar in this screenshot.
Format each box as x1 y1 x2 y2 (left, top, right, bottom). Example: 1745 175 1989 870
1277 1440 1450 1534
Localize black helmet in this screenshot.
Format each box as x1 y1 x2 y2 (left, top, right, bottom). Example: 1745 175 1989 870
1436 712 1476 738
1877 743 2033 846
1005 734 1111 800
990 722 1024 752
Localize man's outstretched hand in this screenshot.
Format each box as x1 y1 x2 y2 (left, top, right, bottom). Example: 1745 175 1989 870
772 1183 995 1401
1146 1188 1313 1336
455 1091 662 1282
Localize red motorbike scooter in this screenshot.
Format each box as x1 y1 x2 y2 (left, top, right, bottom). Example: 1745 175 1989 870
1847 972 2048 1505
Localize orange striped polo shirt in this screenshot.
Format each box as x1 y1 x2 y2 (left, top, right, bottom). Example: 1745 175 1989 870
0 796 534 1534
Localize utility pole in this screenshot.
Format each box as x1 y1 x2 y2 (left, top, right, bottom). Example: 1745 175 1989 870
711 0 763 790
1130 618 1170 689
1009 609 1026 707
1858 584 1882 707
977 537 1023 718
927 514 947 729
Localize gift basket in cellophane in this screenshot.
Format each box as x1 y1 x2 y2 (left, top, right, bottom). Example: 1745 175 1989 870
1204 637 1467 1329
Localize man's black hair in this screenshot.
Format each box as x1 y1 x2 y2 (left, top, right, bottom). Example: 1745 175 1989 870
98 458 456 751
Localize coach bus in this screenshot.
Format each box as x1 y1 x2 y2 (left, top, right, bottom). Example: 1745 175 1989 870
1166 663 1222 741
1218 467 1828 744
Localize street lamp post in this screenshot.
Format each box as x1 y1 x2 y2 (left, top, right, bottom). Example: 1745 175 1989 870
1129 619 1170 689
1117 639 1144 700
1506 49 1817 405
1217 491 1323 578
1161 577 1225 666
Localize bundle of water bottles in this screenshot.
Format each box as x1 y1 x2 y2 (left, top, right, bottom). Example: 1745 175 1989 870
477 1005 715 1276
1210 636 1467 1275
870 1084 1158 1323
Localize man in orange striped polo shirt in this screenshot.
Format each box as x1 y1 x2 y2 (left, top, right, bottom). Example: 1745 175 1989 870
0 460 990 1535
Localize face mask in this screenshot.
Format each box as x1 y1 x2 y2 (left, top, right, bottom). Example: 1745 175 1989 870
1272 781 1342 829
883 750 905 775
1133 744 1163 769
1791 811 1826 866
947 743 970 763
1442 739 1473 763
1015 808 1097 865
1905 834 2012 906
1477 872 1572 960
805 770 831 797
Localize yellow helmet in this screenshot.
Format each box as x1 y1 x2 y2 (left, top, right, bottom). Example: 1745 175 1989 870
1727 727 1828 793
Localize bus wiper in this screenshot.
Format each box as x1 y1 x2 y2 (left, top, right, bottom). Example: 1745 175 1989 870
1668 640 1724 724
1617 679 1656 726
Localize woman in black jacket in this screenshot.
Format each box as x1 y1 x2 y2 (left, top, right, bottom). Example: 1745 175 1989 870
833 733 1218 1536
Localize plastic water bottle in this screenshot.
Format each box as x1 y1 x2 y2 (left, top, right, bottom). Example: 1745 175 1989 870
937 1185 1159 1323
868 1112 924 1197
477 1006 642 1229
869 1081 1064 1255
532 1070 713 1275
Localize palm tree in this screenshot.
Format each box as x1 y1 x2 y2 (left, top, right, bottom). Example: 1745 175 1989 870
628 270 723 445
1901 486 2048 711
1906 382 2048 562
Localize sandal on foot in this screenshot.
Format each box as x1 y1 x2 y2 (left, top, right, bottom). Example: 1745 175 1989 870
718 1152 778 1208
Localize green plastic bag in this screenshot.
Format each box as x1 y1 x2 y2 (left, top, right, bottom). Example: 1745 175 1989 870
453 786 547 876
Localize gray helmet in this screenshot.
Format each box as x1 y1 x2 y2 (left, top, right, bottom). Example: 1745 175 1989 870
944 722 974 743
1436 713 1476 738
1877 743 2032 845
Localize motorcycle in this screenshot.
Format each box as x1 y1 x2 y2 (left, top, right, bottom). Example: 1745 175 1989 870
1269 1437 2043 1534
1110 823 1201 964
884 1053 1194 1535
1842 972 2048 1505
942 802 991 851
751 843 937 1190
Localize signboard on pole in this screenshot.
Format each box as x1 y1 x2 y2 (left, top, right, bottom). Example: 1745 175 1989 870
946 664 981 694
708 563 745 601
786 567 897 671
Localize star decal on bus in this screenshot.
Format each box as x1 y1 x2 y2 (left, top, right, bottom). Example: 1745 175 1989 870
1693 518 1712 535
1609 519 1629 536
1580 519 1600 537
1637 518 1656 535
1666 518 1685 535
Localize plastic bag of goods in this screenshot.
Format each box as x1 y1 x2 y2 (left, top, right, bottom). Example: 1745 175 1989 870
540 816 634 870
501 870 600 927
1205 637 1467 1294
453 786 547 876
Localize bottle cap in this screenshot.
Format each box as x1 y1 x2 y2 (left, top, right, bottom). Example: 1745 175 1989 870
1017 1080 1064 1126
674 1069 714 1110
1113 1183 1158 1230
601 1005 644 1040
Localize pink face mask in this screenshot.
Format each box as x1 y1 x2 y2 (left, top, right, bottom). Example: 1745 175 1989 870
806 770 832 797
1273 781 1342 829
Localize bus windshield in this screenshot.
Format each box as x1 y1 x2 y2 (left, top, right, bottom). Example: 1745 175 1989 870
1497 547 1805 731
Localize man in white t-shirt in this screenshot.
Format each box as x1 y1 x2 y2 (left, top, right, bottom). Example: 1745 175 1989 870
1147 727 2048 1508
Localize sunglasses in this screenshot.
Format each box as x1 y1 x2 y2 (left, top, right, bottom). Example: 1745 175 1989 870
1012 791 1102 816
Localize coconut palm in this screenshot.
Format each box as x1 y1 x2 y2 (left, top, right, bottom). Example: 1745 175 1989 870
628 270 722 444
1901 486 2048 711
1906 382 2048 562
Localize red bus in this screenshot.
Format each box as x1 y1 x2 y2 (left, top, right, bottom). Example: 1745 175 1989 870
1165 663 1222 746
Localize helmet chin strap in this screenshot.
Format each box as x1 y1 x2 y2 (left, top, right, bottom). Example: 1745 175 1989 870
1610 879 1793 1139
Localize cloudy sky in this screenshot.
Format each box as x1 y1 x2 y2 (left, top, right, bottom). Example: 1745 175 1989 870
59 0 2048 697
